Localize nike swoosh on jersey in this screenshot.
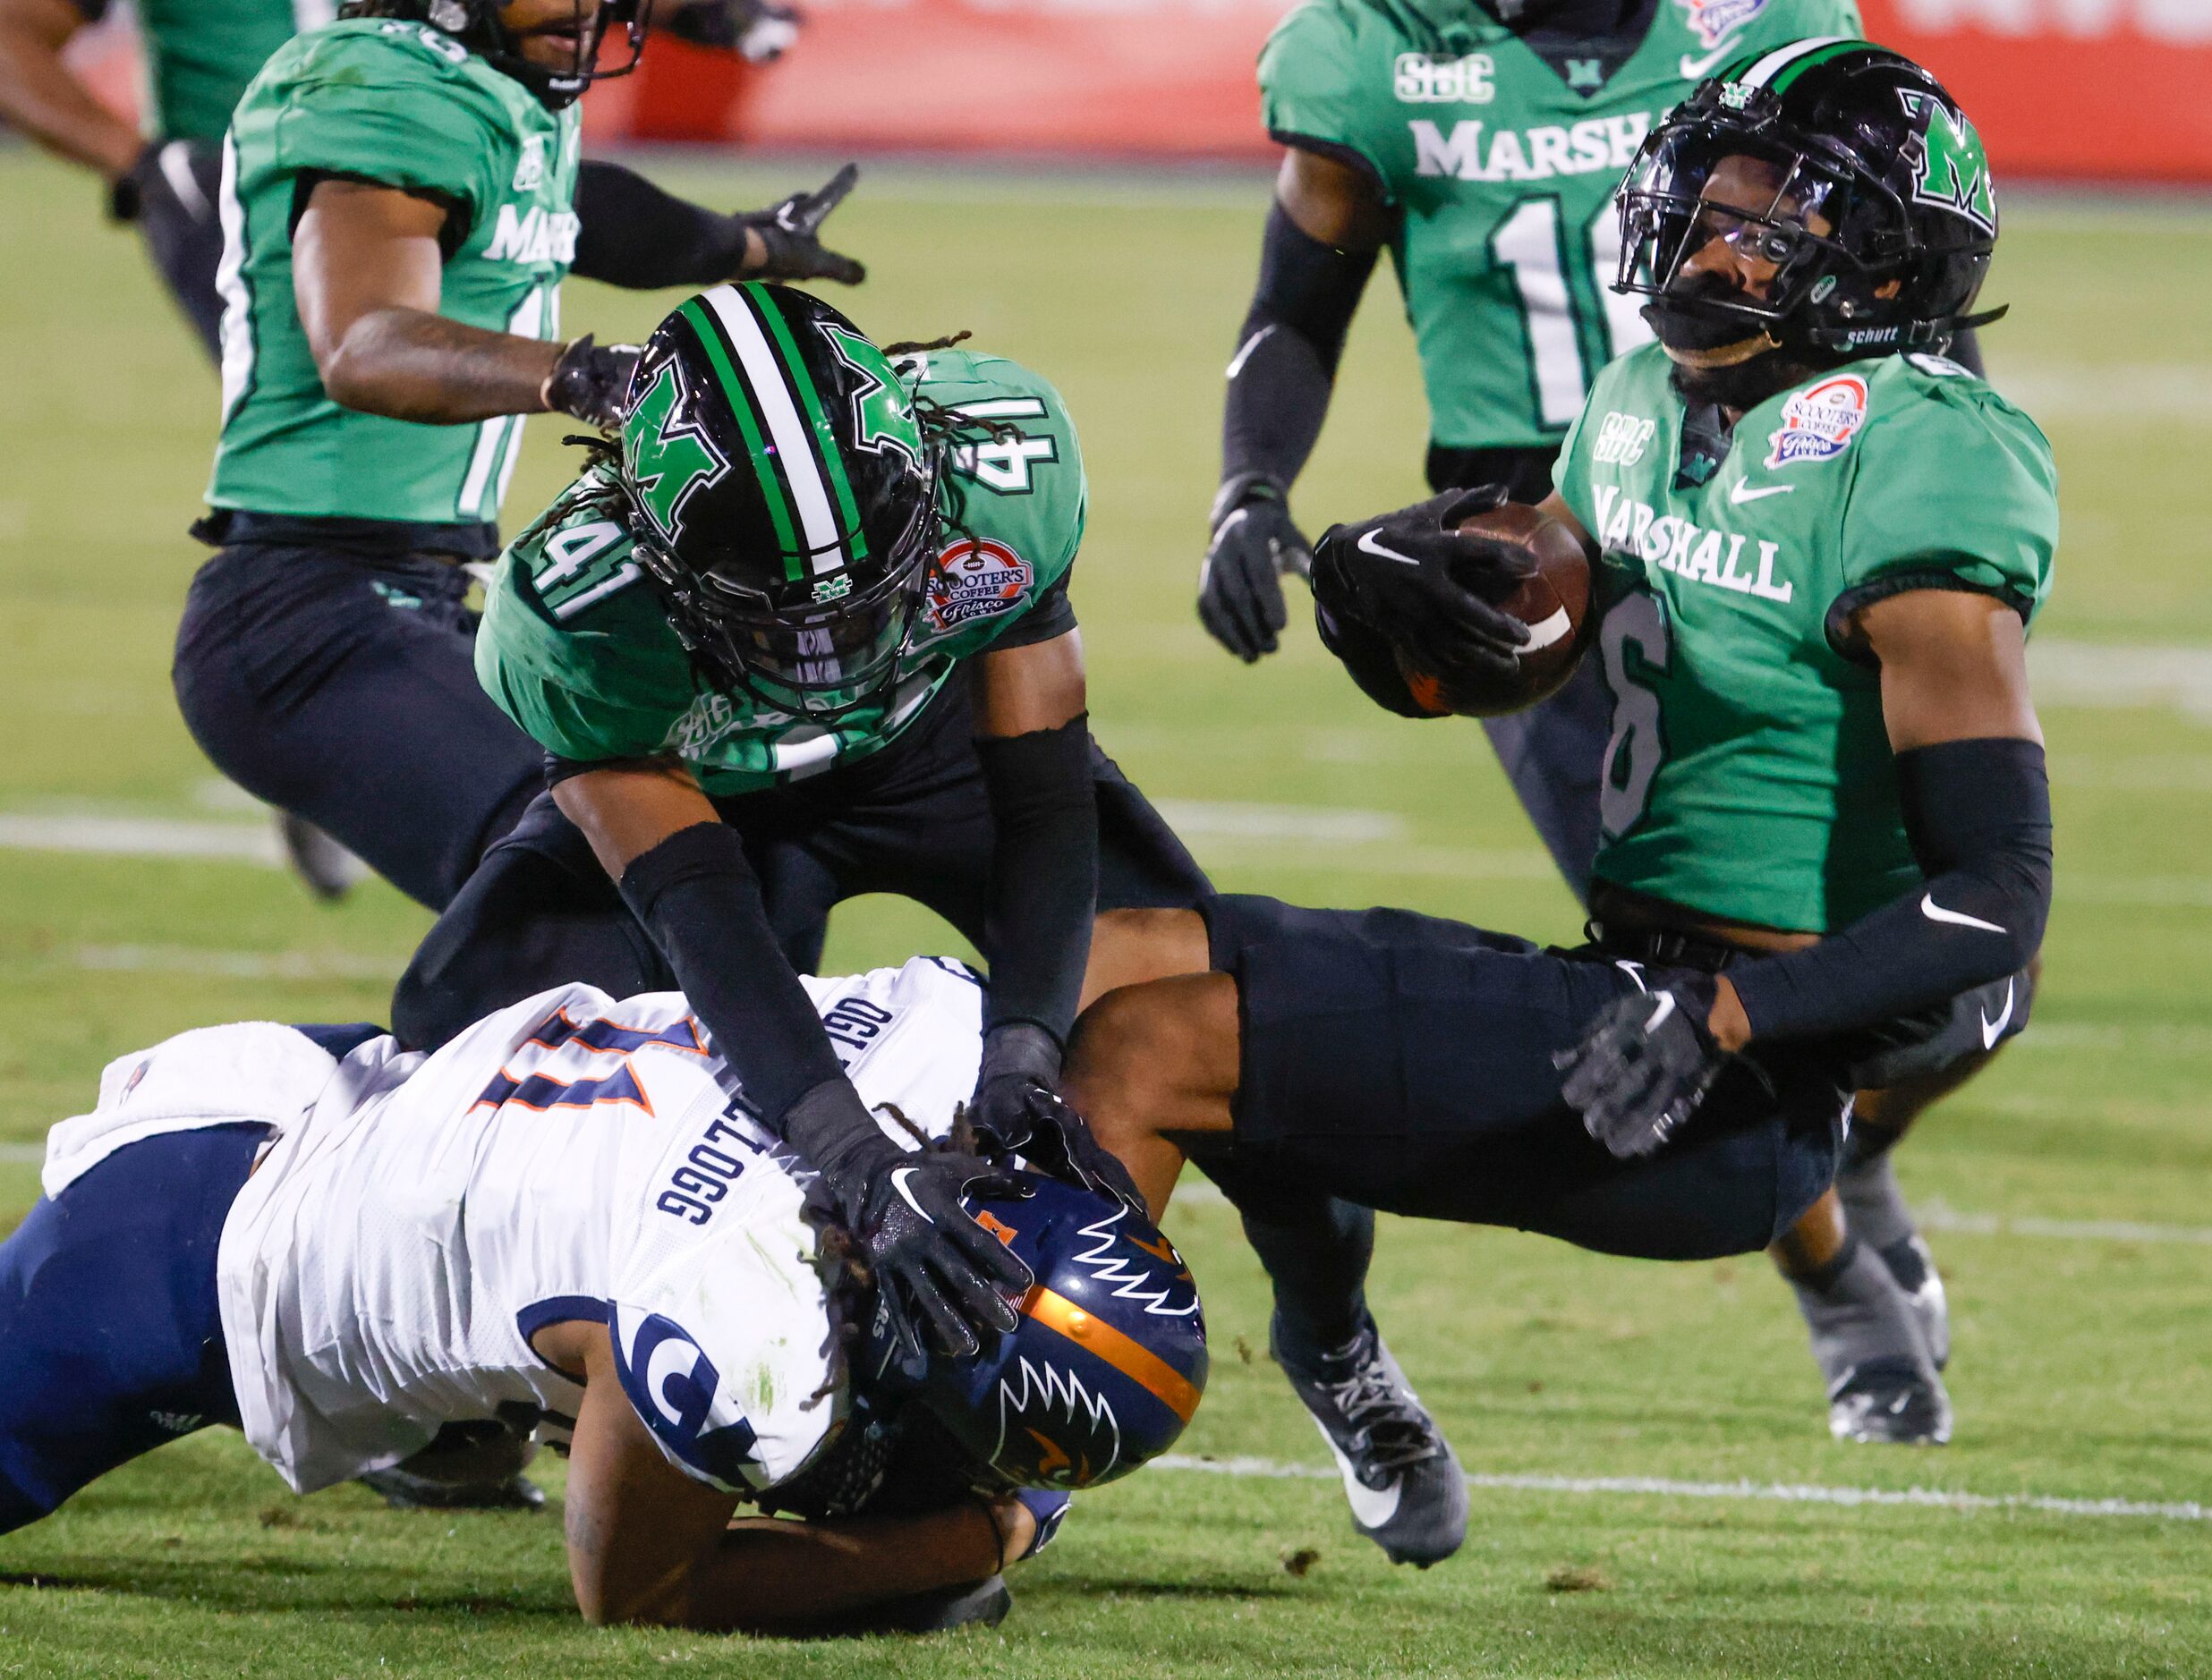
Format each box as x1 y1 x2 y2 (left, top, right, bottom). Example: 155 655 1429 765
1729 481 1795 504
1317 1425 1405 1531
1357 530 1423 566
1979 977 2016 1050
1920 894 2009 935
1647 992 1677 1030
1680 42 1739 78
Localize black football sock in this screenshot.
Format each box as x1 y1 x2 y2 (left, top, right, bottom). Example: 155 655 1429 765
1246 1197 1376 1359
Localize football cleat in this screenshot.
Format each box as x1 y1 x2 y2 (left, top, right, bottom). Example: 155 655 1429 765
1827 1362 1954 1447
276 812 365 903
1791 1243 1951 1446
1273 1313 1468 1568
1876 1233 1950 1373
356 1465 546 1511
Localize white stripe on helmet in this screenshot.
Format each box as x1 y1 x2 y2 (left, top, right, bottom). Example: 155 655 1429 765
699 284 842 573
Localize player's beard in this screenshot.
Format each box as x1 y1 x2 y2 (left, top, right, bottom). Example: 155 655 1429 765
1645 285 1812 413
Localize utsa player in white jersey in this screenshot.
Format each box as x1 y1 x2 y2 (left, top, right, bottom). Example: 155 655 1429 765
0 959 1208 1634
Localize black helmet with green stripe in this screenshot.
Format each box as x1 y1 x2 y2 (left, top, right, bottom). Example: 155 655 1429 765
1615 38 2005 359
618 283 937 721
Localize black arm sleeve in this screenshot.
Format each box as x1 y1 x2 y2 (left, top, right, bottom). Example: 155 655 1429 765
617 821 846 1129
572 159 749 290
1220 201 1379 496
974 713 1099 1045
1728 737 2052 1043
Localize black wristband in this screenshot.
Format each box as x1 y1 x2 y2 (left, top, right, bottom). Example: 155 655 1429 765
573 159 748 289
617 821 844 1129
1730 738 2051 1043
974 715 1097 1043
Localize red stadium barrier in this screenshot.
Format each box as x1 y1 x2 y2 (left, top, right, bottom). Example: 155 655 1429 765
1860 0 2212 183
52 1 2212 183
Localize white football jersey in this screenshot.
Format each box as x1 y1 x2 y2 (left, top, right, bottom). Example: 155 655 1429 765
198 957 983 1496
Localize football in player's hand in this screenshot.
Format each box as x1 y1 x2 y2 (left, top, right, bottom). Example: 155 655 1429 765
1395 504 1593 717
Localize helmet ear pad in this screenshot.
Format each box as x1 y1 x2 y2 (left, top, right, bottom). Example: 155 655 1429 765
878 1176 1210 1491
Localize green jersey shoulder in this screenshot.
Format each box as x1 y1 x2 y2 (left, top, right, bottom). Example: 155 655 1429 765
1553 344 2056 931
208 20 579 531
479 347 1088 794
1257 0 1863 450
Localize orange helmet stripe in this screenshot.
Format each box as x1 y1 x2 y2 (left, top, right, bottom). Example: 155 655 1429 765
1024 1285 1203 1426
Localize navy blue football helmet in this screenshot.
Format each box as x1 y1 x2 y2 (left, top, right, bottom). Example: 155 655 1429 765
872 1177 1208 1491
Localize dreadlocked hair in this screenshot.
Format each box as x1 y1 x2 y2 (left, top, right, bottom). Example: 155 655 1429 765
882 330 1025 581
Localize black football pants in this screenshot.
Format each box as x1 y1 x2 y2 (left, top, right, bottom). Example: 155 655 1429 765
173 544 544 910
391 676 1212 1050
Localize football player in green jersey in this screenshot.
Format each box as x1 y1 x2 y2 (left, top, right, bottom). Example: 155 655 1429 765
393 284 1212 1374
1079 42 2049 1560
166 0 875 916
1 0 819 898
1200 0 1862 880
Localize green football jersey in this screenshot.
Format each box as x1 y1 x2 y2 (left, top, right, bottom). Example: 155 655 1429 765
132 0 326 145
1550 345 2057 933
206 19 580 535
478 348 1087 795
1258 0 1861 452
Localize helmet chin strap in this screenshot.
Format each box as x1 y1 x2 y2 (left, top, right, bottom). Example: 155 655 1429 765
1660 329 1781 370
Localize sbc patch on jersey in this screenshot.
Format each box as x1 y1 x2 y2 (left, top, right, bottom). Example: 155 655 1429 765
1765 375 1868 471
610 1303 761 1491
925 538 1033 633
1675 0 1769 49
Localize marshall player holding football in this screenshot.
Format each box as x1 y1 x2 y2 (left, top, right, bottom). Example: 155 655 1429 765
1133 38 2050 1561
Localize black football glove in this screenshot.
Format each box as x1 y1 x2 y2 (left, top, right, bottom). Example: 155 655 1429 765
1310 487 1533 685
786 1080 1034 1383
967 1022 1146 1216
1554 976 1727 1159
743 165 866 286
1198 473 1312 663
663 0 803 60
543 335 642 431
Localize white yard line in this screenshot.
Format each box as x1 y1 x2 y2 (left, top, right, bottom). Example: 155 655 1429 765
1153 1455 2212 1523
0 1142 40 1166
1154 801 1408 845
0 814 283 868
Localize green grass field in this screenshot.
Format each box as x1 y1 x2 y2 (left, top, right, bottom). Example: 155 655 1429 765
4 147 2212 1677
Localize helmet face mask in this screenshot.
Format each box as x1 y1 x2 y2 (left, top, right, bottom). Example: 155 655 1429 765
346 0 654 106
636 471 941 722
1613 41 2002 362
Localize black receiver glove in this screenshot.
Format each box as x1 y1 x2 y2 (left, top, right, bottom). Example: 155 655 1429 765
785 1080 1035 1383
1310 488 1532 685
968 1022 1145 1216
744 165 866 285
544 335 642 430
1555 975 1727 1159
1200 473 1311 662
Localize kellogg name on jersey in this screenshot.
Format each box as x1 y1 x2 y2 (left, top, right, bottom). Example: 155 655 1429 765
924 538 1033 633
1411 114 1654 182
